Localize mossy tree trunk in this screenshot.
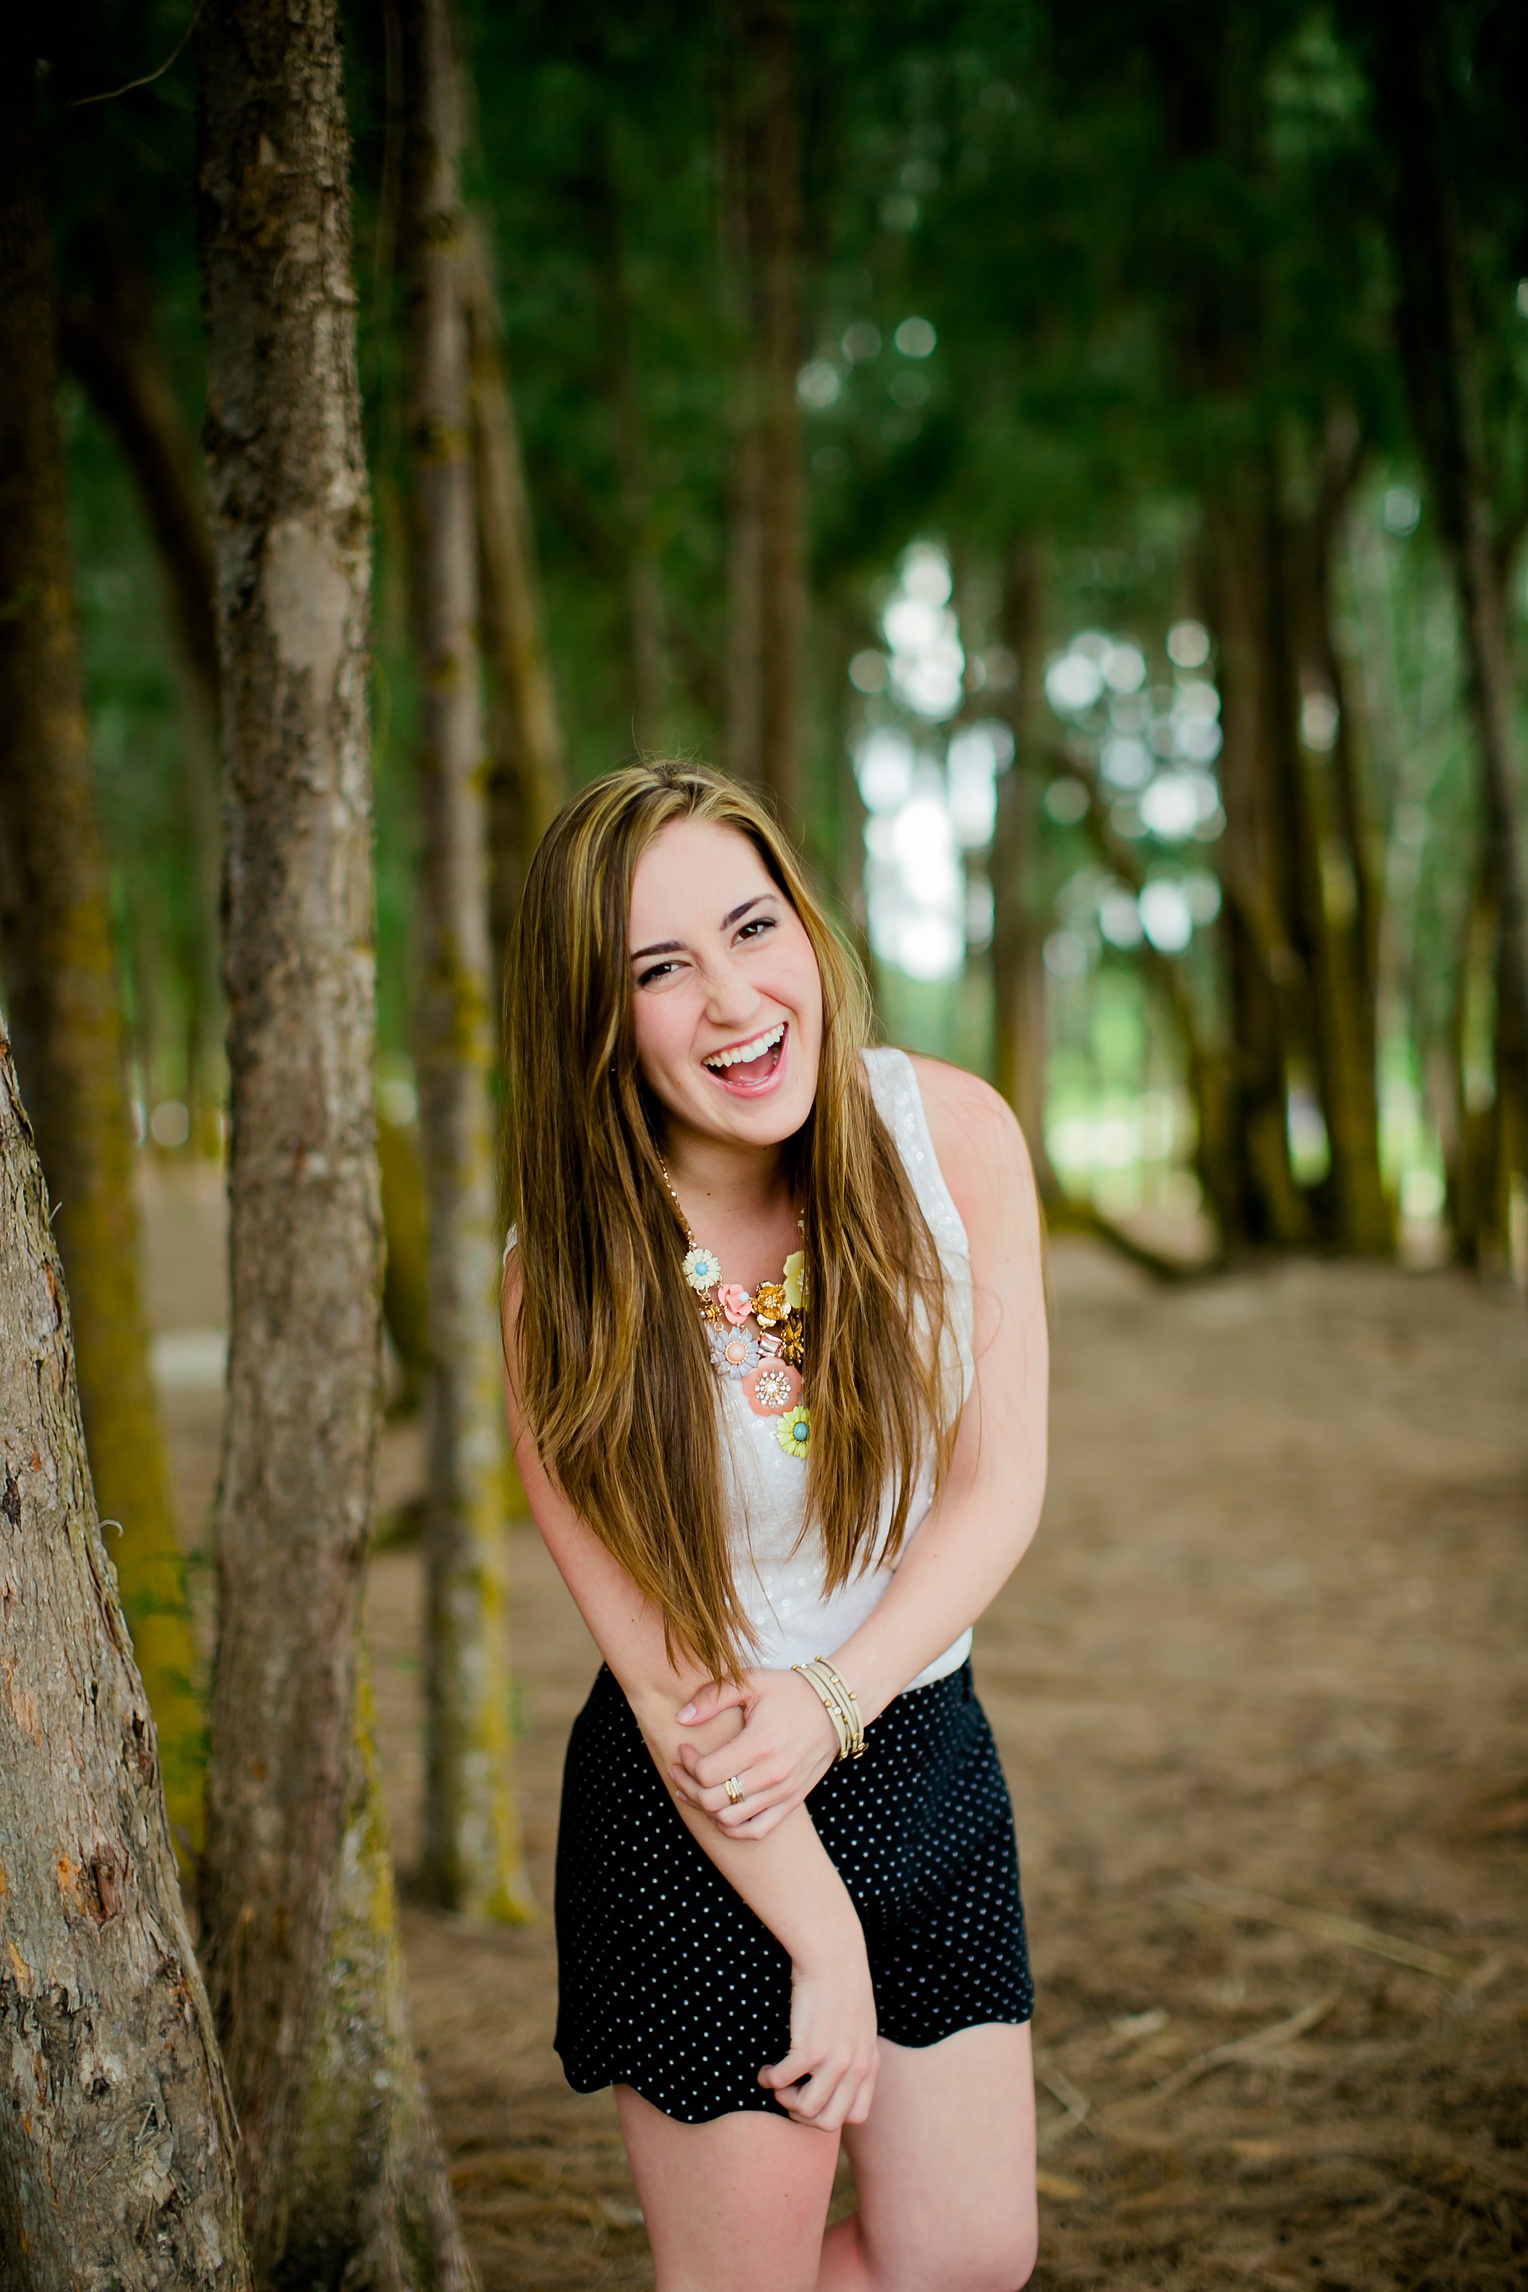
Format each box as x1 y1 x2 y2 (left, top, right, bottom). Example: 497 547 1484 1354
0 34 204 1860
195 0 476 2277
0 1017 250 2288
401 0 535 1924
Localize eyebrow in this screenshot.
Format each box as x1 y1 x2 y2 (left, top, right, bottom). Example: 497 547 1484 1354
630 893 774 963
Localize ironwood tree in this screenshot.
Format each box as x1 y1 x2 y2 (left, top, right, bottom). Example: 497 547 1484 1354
194 0 475 2275
0 1016 250 2289
401 0 535 1925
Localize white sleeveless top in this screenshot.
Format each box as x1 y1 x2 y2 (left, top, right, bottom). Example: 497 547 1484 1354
506 1046 975 1694
718 1047 975 1692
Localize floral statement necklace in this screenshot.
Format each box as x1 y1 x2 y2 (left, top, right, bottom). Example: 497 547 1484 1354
661 1164 812 1462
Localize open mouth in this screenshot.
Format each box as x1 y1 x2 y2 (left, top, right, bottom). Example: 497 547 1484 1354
702 1020 787 1095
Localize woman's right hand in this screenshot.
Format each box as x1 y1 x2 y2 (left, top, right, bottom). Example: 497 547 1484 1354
758 1933 879 2131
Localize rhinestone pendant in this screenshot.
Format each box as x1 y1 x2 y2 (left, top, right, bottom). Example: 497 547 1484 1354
742 1357 802 1418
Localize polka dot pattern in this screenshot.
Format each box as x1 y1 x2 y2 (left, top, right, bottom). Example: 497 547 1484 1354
554 1660 1033 2123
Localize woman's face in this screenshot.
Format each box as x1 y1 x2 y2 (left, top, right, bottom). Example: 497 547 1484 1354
627 816 823 1151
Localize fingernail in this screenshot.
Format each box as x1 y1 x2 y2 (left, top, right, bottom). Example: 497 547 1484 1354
677 1702 696 1722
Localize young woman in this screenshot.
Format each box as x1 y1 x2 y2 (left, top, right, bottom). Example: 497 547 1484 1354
501 760 1048 2292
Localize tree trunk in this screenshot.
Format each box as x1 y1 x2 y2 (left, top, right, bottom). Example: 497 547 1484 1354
57 258 221 724
0 45 204 1860
195 2 477 2278
1050 745 1235 1243
1366 0 1528 1187
577 126 667 750
723 0 805 820
59 244 226 1150
462 221 566 967
989 542 1062 1199
1199 488 1313 1247
1259 459 1364 1250
1443 860 1503 1267
1292 415 1392 1254
402 0 535 1925
0 1019 250 2287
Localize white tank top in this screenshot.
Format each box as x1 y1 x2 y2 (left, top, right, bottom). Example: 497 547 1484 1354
718 1046 975 1693
506 1046 975 1694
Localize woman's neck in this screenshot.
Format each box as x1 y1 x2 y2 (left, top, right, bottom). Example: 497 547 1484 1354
659 1120 796 1227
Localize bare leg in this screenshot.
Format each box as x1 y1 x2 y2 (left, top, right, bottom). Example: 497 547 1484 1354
817 2023 1037 2292
616 2082 842 2292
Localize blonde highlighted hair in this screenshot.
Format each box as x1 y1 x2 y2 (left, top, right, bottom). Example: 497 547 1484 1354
504 760 955 1680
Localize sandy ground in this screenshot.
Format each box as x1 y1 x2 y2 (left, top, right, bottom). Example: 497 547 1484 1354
143 1164 1528 2290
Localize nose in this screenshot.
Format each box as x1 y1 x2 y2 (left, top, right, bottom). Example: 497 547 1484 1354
700 943 765 1028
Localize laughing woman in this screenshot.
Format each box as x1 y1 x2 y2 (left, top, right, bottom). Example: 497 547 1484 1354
501 760 1048 2292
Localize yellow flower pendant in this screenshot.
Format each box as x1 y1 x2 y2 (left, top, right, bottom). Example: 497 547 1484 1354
774 1401 811 1460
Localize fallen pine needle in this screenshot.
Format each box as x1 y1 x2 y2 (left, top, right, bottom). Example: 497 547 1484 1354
1130 1990 1340 2106
1035 2169 1085 2200
1179 1875 1471 1982
1036 2061 1093 2153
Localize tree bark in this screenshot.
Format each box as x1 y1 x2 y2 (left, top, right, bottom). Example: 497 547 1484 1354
989 542 1062 1199
0 40 204 1860
402 0 535 1926
723 0 806 820
463 221 566 967
195 2 477 2278
0 1018 250 2288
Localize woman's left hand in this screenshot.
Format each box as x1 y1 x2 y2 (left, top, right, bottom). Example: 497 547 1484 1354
669 1667 842 1839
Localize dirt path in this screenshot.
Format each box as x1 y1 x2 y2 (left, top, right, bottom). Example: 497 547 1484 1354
146 1172 1528 2290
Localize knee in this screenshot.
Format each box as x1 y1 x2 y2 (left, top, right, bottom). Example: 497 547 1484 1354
948 2213 1038 2292
888 2218 1036 2292
961 2244 1036 2292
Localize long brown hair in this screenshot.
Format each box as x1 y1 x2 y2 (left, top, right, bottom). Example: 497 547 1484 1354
504 760 956 1680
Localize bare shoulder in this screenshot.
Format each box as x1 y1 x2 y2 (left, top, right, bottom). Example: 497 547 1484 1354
904 1053 1037 1237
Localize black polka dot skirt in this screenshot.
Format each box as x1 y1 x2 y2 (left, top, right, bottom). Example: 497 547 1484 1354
553 1659 1034 2123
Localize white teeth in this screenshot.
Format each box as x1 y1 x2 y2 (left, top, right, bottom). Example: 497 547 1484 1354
704 1022 785 1072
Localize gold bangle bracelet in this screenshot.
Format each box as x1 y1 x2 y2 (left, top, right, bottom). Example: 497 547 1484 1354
791 1659 852 1759
809 1656 865 1759
791 1657 865 1762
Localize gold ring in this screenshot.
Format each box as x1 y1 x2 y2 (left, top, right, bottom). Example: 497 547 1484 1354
725 1775 744 1806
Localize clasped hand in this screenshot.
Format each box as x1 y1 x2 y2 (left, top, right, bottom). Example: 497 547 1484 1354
669 1665 841 1839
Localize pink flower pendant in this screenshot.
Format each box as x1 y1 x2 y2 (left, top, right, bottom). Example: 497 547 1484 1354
743 1357 802 1419
717 1283 753 1326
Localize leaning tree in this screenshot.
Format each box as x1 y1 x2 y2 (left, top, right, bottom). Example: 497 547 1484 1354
0 1017 250 2287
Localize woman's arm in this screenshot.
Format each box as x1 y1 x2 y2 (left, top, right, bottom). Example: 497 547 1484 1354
501 1270 876 2128
828 1058 1048 1714
673 1063 1047 1834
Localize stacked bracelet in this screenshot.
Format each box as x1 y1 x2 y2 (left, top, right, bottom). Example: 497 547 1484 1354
791 1656 866 1761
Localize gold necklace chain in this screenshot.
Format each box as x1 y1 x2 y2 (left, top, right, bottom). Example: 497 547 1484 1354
658 1158 808 1374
